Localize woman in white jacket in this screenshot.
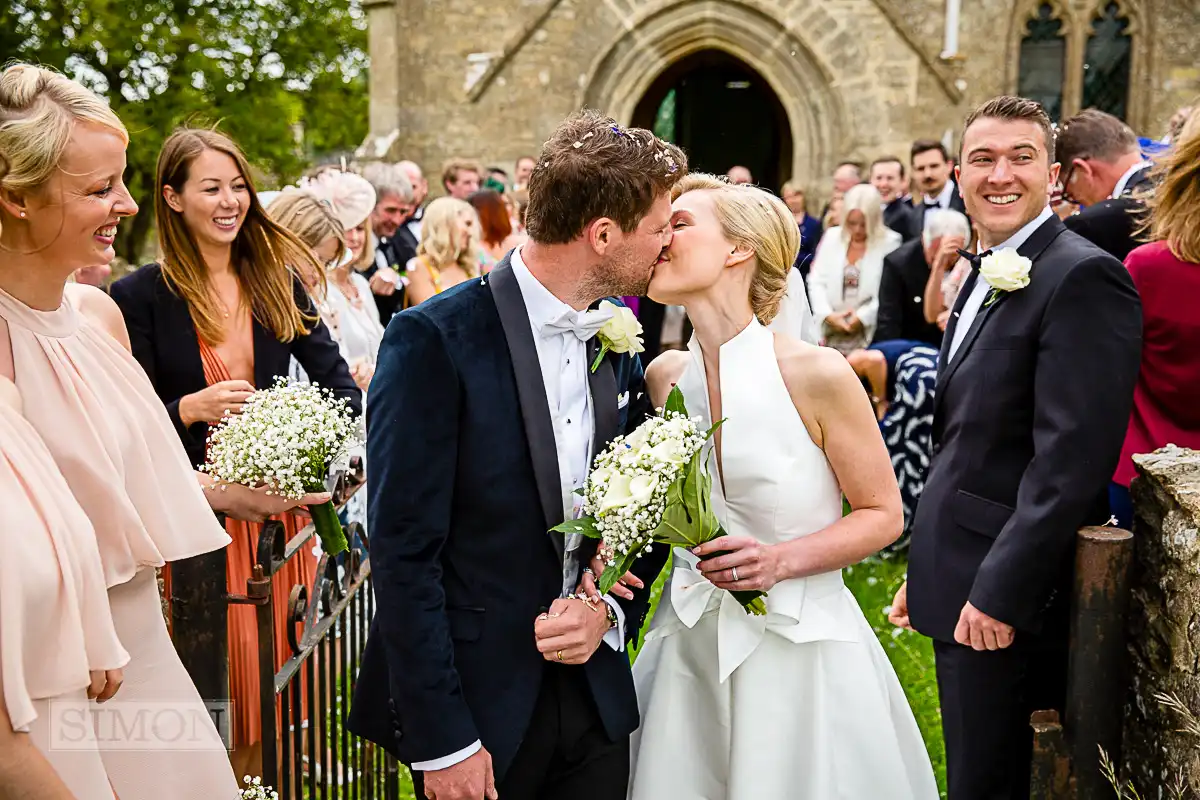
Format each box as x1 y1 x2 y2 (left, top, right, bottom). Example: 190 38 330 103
806 183 901 354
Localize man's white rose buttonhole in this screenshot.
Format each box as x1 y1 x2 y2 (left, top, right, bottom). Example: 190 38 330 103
592 300 645 372
979 248 1033 307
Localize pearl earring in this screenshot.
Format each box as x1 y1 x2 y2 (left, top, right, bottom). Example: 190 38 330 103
19 211 26 218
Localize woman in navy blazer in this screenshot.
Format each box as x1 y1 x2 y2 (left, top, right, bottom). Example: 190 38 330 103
109 127 360 778
110 131 360 468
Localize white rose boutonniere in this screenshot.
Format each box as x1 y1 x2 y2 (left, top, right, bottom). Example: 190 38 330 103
591 299 645 372
979 248 1033 306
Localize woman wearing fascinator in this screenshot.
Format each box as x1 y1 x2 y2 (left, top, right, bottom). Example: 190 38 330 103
613 174 938 799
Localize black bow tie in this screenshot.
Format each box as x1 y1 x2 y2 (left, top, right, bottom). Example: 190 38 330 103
925 200 941 209
956 248 993 269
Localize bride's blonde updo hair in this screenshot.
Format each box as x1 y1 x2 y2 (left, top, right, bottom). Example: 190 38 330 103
670 173 799 325
0 63 129 202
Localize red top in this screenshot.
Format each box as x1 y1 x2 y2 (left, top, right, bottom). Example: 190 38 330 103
1114 240 1200 486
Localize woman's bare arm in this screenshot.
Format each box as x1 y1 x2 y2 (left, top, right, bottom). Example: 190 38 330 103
775 342 902 576
404 258 436 306
643 349 690 411
697 339 903 590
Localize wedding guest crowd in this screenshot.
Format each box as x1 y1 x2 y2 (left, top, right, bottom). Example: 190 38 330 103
3 54 1198 799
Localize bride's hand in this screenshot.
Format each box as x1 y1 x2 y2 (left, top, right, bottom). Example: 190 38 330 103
578 551 645 602
693 536 783 593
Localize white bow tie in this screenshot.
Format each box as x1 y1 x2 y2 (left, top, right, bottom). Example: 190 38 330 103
542 306 614 342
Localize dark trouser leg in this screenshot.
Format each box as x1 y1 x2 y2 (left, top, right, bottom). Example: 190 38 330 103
539 666 629 800
415 665 629 800
934 636 1067 800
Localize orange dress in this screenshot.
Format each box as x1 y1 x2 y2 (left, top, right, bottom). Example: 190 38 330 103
191 337 318 751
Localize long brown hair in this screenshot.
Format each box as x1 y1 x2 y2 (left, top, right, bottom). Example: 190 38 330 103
154 128 318 344
468 189 512 246
1143 109 1200 263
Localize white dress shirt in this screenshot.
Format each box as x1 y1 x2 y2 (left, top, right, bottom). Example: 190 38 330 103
1111 160 1152 199
924 179 957 209
412 249 626 773
948 206 1054 361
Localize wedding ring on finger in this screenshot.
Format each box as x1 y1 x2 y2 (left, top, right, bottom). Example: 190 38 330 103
556 650 564 662
732 566 739 582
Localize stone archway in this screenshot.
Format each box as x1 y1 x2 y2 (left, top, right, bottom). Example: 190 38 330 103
579 0 850 189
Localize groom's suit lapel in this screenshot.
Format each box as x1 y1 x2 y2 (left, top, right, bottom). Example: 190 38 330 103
587 328 618 457
936 216 1067 412
489 259 566 560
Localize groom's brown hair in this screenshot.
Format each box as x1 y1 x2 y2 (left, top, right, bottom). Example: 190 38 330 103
524 109 687 244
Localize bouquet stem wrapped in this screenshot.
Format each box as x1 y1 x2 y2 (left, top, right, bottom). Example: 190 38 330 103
552 387 766 616
202 378 360 557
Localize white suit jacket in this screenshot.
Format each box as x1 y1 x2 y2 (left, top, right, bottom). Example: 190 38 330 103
805 226 902 343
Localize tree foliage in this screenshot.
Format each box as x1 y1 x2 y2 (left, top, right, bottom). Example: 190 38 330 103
1 0 369 261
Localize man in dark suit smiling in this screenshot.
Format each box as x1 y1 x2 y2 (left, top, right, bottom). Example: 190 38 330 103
890 96 1141 799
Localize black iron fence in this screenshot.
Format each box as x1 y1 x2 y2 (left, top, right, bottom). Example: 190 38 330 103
172 461 403 799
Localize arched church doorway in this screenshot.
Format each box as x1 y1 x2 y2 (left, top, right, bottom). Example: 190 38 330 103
631 49 793 194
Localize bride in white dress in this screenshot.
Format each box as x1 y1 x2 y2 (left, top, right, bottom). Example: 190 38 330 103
621 174 938 799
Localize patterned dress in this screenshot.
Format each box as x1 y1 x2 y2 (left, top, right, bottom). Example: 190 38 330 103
879 346 939 549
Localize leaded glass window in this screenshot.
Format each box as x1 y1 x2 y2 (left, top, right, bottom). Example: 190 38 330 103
1083 2 1132 120
1018 4 1067 121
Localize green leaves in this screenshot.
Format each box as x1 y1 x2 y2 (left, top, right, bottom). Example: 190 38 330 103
549 516 600 540
597 543 648 595
663 385 687 417
2 0 368 262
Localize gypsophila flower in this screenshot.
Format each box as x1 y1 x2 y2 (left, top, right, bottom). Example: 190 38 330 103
553 387 767 615
202 378 359 501
240 775 280 800
580 410 706 566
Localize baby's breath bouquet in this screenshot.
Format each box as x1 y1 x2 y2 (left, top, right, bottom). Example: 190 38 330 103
240 775 279 800
202 378 360 556
552 387 766 615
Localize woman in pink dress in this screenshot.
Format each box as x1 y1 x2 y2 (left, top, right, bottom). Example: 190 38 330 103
0 348 128 797
0 63 325 798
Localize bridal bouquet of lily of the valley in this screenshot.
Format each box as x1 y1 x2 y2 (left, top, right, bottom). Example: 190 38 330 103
202 378 359 556
552 387 767 615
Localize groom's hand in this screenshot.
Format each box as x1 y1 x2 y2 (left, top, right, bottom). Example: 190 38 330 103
534 598 609 665
887 581 912 631
422 747 497 800
954 602 1015 651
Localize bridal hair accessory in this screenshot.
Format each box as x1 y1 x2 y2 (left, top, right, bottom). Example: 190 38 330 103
552 388 767 615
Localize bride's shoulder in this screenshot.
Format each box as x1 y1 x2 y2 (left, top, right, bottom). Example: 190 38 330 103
645 349 690 408
771 333 861 406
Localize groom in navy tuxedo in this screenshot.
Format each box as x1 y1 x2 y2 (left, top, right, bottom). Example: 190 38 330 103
891 96 1141 798
348 112 684 800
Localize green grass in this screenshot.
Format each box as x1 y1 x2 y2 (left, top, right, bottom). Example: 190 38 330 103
392 553 945 799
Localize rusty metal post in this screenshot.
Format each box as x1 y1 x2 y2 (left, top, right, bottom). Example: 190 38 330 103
1065 526 1135 800
1031 710 1074 799
170 541 231 747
